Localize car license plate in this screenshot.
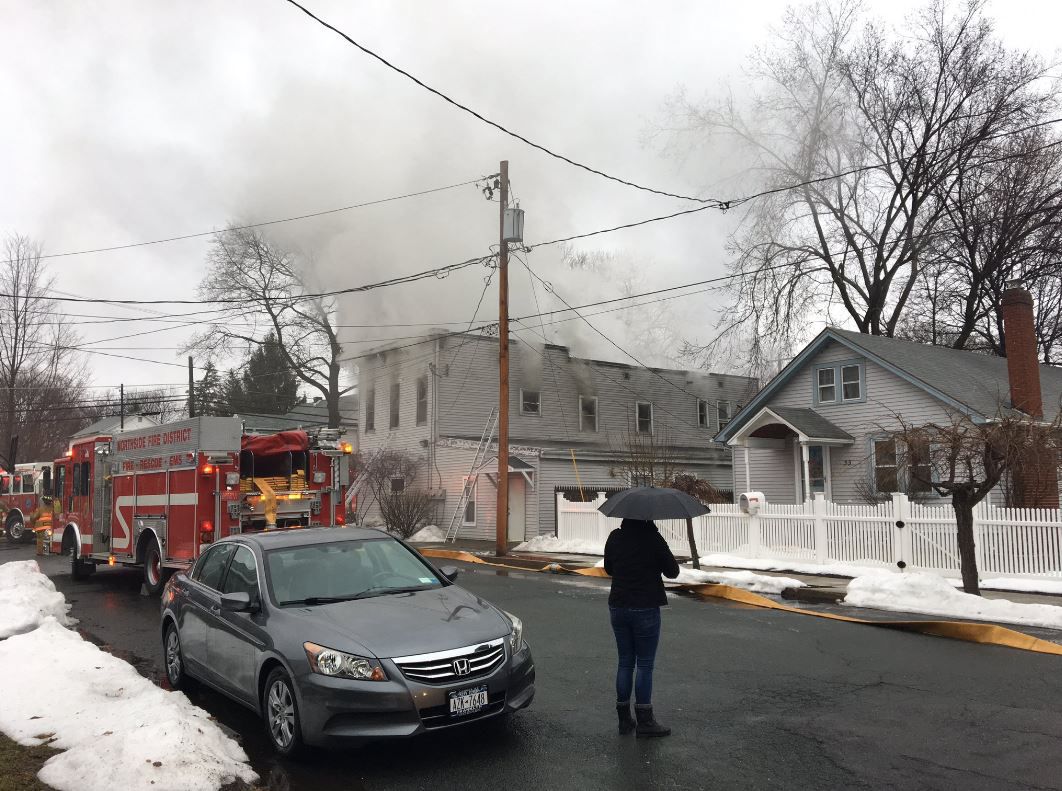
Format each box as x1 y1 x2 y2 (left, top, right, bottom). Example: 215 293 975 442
448 685 489 716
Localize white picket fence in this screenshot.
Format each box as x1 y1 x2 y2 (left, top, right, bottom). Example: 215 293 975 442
556 492 1062 581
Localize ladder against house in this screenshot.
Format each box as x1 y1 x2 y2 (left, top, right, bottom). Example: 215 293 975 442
444 407 499 543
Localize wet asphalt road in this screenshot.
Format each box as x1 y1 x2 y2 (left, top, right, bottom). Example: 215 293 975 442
4 542 1062 791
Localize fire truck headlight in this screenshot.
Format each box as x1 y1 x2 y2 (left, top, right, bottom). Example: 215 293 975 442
312 471 326 484
225 472 240 486
304 642 387 681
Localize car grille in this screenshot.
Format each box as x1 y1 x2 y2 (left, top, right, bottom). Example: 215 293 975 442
393 638 506 685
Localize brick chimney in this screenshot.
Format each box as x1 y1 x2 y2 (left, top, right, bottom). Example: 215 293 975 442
1001 280 1057 508
1001 280 1043 419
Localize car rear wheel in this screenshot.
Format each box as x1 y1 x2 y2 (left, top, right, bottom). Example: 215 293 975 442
143 539 171 596
263 668 305 759
163 622 192 690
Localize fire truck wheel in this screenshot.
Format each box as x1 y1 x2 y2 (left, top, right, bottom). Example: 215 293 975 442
163 623 192 690
5 515 25 543
69 543 93 581
143 540 171 596
263 667 305 759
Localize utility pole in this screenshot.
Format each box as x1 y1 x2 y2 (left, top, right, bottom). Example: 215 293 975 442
119 384 124 431
496 160 509 557
188 356 196 418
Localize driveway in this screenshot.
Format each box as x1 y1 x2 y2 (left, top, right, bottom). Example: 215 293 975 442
4 543 1062 790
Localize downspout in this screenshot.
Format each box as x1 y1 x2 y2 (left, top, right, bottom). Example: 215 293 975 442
432 336 441 490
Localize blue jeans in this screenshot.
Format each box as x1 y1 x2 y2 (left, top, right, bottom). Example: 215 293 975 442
609 606 661 705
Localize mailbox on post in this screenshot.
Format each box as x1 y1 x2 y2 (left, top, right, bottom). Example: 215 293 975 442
739 491 765 515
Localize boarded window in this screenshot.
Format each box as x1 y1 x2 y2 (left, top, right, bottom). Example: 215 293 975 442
521 390 541 416
416 376 428 426
636 402 653 434
365 387 375 432
579 396 598 432
389 383 400 430
874 439 898 493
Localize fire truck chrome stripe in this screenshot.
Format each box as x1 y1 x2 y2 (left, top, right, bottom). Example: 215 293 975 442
391 637 505 665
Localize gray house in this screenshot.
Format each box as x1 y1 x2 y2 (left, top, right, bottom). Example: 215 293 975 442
716 287 1062 506
239 395 358 442
355 330 757 542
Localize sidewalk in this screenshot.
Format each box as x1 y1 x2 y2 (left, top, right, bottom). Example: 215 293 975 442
423 538 1062 609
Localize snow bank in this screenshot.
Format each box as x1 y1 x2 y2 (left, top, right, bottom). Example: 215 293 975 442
980 578 1062 596
844 572 1062 630
408 524 447 543
0 560 73 638
698 553 887 579
673 566 806 594
514 534 605 555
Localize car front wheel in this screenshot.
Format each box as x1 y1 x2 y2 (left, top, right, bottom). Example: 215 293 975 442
263 667 305 759
163 622 192 690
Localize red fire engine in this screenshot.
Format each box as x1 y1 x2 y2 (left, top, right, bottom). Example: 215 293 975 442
45 416 351 594
0 462 54 543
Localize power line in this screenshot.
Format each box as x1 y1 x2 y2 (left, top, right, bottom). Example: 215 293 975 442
1 177 488 265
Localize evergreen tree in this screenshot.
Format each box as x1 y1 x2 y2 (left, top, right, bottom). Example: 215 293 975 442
193 362 222 416
228 333 301 417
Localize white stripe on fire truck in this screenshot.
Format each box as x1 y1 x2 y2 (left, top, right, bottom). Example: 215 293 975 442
112 493 199 551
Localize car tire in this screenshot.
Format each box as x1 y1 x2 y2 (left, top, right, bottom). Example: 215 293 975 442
69 538 93 581
5 516 25 544
163 622 193 691
263 667 305 759
143 539 171 596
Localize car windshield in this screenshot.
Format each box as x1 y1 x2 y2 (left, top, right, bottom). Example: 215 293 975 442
266 538 442 605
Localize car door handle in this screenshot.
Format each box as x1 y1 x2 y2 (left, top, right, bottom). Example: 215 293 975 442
210 605 221 614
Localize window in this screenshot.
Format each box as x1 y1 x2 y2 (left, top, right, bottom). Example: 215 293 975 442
717 400 732 427
20 474 32 494
841 364 861 401
817 367 836 403
54 466 65 501
193 544 236 591
80 462 90 495
390 477 405 494
873 439 898 493
462 478 477 525
636 402 653 434
416 376 428 426
908 440 933 494
815 362 864 404
520 390 541 416
364 387 375 432
389 382 400 429
698 400 710 429
579 396 598 432
221 545 259 598
72 463 81 497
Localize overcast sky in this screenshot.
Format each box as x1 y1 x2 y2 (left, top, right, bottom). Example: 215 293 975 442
1 0 1059 392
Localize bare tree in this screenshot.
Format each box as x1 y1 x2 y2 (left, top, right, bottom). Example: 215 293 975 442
352 448 425 525
666 473 729 569
667 1 1058 369
888 410 1062 594
379 490 435 539
0 235 86 465
185 227 350 428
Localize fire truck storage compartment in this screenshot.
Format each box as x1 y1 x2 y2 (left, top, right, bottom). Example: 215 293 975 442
239 430 311 492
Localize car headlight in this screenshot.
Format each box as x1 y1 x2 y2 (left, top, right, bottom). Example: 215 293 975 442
304 642 387 681
502 610 524 653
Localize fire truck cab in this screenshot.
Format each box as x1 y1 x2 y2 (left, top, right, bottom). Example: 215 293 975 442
49 416 350 594
0 461 54 543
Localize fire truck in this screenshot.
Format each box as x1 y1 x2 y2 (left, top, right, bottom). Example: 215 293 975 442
0 462 54 543
45 416 351 594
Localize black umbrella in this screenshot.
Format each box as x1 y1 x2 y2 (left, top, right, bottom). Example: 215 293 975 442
597 486 710 520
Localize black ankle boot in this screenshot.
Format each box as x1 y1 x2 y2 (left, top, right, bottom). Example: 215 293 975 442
634 705 671 737
616 702 636 734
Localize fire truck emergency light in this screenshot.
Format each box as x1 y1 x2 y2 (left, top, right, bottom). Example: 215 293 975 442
200 463 215 476
341 442 353 454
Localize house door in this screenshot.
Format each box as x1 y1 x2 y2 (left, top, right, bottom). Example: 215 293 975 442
797 445 831 501
507 475 526 542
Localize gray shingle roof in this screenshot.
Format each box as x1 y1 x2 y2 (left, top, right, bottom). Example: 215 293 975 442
829 328 1062 421
767 406 854 441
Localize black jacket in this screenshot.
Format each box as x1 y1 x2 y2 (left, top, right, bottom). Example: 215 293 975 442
603 519 680 608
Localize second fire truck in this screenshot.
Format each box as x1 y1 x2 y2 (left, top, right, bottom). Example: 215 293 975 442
45 415 351 594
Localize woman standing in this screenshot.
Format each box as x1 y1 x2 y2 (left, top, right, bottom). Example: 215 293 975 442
603 518 680 737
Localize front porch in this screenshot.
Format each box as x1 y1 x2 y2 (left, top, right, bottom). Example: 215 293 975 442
727 406 854 503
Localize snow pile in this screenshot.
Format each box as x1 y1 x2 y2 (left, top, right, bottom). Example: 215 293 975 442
0 560 73 638
673 566 806 594
980 578 1062 596
0 618 258 791
407 524 447 543
844 572 1062 630
514 534 605 555
698 553 886 578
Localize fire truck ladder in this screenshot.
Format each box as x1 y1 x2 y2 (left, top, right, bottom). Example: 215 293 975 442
444 407 498 543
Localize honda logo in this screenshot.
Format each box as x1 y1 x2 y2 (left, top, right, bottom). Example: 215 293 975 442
452 658 470 676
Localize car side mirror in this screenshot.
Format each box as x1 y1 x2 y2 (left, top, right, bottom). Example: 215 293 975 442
440 565 459 583
220 591 258 613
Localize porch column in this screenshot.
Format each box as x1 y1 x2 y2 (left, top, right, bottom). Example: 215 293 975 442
799 442 812 502
743 443 752 493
